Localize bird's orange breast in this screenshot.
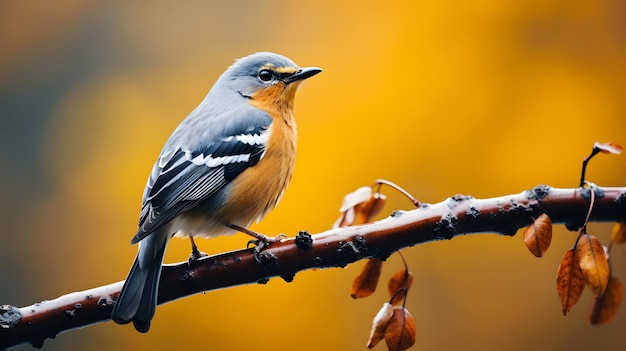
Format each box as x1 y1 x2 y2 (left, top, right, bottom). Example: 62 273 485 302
212 82 300 227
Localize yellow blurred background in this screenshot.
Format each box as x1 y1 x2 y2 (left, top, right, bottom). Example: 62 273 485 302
1 0 626 350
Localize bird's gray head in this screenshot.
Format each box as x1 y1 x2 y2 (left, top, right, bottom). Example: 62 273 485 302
216 52 322 99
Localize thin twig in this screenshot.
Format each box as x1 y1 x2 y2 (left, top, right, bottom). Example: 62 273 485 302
373 179 421 207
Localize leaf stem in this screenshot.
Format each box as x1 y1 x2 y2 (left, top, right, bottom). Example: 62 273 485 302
579 146 601 187
373 179 420 207
573 181 596 251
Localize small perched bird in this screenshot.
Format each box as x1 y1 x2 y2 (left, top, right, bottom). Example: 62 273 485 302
110 52 321 333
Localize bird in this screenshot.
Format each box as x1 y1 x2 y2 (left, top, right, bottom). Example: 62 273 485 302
110 52 321 333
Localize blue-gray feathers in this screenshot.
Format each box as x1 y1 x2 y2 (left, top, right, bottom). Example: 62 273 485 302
133 109 271 243
111 52 301 332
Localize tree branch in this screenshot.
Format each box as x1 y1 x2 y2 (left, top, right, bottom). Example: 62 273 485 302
2 185 625 349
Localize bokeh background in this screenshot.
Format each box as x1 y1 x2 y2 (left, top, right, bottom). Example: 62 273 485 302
1 1 626 350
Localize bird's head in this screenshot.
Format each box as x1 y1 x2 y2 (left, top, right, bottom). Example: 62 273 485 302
220 52 322 110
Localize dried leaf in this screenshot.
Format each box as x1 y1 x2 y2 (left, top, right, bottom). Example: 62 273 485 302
335 186 372 228
523 214 552 257
334 211 354 229
587 277 623 325
367 302 394 349
611 222 626 244
594 141 623 155
351 193 385 225
576 234 610 296
556 249 586 315
364 192 386 222
352 258 384 299
334 187 387 228
384 307 416 351
388 269 414 306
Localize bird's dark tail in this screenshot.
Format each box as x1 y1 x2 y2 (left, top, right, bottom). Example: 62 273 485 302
111 232 168 333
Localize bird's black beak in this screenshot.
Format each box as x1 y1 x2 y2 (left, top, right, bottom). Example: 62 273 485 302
283 67 322 84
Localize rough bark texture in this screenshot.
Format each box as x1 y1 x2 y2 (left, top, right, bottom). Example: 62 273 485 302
2 185 625 349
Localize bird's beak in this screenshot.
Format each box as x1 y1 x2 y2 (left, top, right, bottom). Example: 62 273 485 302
283 67 322 84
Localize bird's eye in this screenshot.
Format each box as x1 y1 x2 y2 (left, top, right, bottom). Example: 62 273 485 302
258 69 273 82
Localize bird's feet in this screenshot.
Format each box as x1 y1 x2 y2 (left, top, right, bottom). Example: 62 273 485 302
246 233 288 262
229 224 287 262
188 236 208 267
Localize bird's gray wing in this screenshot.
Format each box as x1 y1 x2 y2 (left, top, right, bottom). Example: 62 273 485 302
131 110 272 244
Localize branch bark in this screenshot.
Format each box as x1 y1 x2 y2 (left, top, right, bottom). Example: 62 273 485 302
2 185 625 349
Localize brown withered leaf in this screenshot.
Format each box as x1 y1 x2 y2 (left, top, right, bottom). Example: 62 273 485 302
587 277 623 325
334 186 371 228
334 187 387 228
384 307 416 351
556 248 586 315
576 234 610 297
523 214 552 257
367 302 394 349
611 222 626 244
364 192 386 222
594 141 623 155
388 269 414 306
352 258 384 299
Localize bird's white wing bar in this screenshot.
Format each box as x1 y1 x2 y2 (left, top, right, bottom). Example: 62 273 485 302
234 132 268 145
133 121 271 242
188 151 251 168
